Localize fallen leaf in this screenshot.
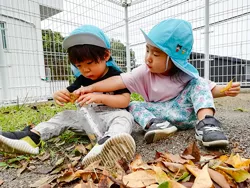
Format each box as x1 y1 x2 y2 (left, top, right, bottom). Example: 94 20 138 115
38 152 50 161
123 170 156 187
184 164 201 177
162 161 187 174
163 153 188 164
153 166 170 184
208 168 230 188
75 144 87 155
29 175 57 187
98 174 109 187
130 154 152 171
55 157 64 166
225 153 250 169
158 180 186 188
57 170 76 183
0 179 4 185
181 142 200 162
217 165 250 183
17 161 29 177
192 164 213 188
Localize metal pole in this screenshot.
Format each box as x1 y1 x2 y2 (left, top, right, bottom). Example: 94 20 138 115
204 0 210 79
0 26 8 101
124 3 131 72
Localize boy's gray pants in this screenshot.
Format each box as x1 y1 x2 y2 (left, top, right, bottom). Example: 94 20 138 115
34 107 134 141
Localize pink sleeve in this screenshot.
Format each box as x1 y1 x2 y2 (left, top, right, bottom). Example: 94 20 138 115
207 80 217 90
120 65 145 93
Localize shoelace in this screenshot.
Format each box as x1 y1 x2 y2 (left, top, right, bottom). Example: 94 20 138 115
203 125 222 132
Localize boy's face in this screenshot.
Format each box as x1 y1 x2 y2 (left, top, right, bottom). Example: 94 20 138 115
145 44 174 74
74 58 108 80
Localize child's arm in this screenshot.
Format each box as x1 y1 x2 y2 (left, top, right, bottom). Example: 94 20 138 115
79 92 130 108
75 76 126 96
212 82 240 98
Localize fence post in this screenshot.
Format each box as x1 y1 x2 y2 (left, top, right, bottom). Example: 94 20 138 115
0 26 9 102
124 1 131 72
204 0 210 80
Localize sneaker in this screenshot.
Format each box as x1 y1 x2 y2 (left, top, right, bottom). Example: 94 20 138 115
0 128 40 154
195 115 229 147
144 120 177 144
82 133 136 167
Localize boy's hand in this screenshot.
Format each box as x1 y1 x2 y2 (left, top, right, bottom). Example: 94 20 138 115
77 93 103 106
224 82 240 97
53 89 71 106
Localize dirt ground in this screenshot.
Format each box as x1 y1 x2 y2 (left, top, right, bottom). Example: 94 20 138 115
0 92 250 187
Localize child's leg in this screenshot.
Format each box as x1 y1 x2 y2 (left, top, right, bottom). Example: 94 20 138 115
187 78 228 147
81 109 136 167
129 101 178 143
0 110 104 154
34 110 88 141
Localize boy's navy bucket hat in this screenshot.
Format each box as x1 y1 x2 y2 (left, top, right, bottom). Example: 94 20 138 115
63 25 120 77
141 18 199 78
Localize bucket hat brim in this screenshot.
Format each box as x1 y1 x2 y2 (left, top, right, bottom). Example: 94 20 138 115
63 33 108 50
141 29 199 78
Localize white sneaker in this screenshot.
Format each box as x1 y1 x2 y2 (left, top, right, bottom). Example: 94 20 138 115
82 133 136 167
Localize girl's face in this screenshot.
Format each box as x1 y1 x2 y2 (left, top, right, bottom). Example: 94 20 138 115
145 44 174 75
74 52 110 80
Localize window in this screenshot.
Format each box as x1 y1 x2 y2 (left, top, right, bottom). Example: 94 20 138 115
0 22 7 49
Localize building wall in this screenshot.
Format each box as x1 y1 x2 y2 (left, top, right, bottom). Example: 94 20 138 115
0 0 63 102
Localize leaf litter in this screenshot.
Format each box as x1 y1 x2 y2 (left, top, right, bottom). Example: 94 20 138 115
1 142 250 187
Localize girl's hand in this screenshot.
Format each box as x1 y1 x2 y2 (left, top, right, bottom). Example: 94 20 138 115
224 82 240 97
74 86 93 96
77 93 103 106
53 89 71 106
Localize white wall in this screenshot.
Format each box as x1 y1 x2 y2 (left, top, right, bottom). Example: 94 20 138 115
0 0 64 103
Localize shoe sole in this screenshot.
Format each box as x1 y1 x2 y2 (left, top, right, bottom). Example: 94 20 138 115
195 134 229 147
0 135 39 154
82 133 136 167
144 126 177 144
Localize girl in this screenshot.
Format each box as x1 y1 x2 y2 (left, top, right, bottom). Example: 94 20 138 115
0 25 136 167
75 18 240 147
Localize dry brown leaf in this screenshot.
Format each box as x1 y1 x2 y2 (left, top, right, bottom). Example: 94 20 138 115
130 154 152 171
69 93 79 104
162 161 186 173
181 142 200 162
75 144 87 155
184 164 201 177
29 175 57 187
192 164 214 188
38 152 51 161
123 170 156 187
98 174 109 187
0 180 3 186
163 153 188 164
57 171 76 183
208 168 230 188
17 161 29 177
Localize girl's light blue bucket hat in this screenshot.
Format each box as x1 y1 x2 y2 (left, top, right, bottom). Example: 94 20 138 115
63 25 120 77
141 18 199 78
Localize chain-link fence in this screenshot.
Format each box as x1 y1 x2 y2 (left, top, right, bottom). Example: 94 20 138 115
0 0 249 106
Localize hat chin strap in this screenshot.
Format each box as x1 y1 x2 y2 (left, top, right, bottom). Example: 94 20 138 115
165 56 170 71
